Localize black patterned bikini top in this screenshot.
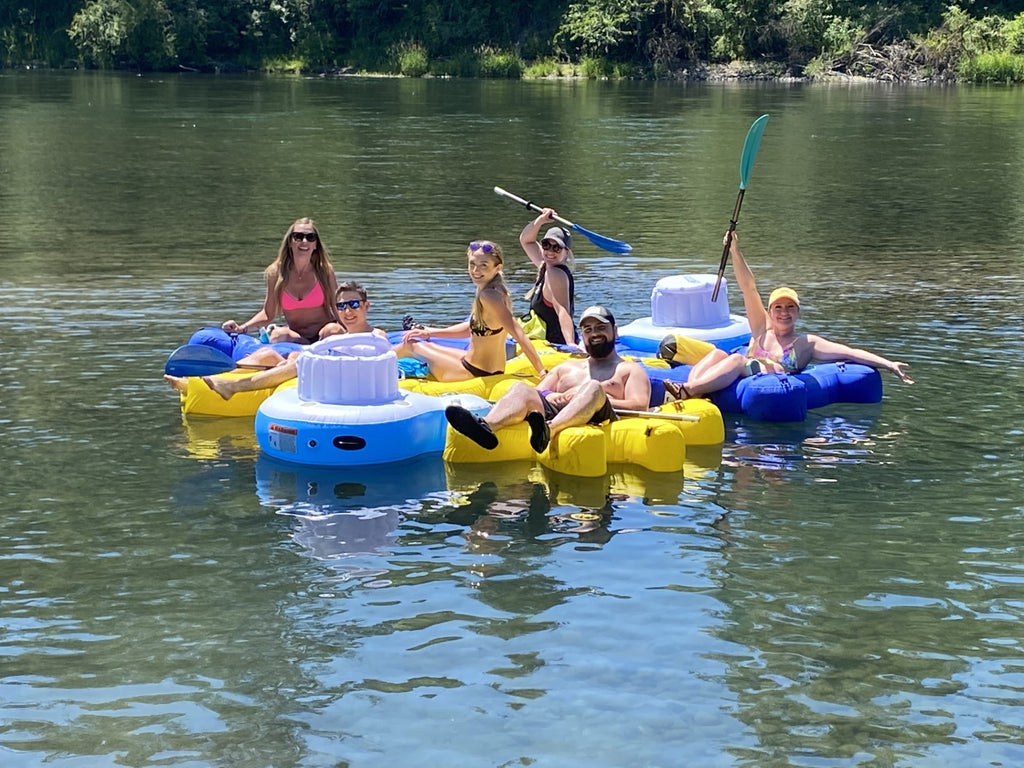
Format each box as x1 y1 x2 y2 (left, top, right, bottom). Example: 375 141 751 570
470 313 504 337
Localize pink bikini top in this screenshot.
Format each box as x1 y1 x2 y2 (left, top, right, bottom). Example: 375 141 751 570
280 281 325 311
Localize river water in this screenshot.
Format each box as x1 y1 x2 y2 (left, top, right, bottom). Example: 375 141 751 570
1 72 1023 767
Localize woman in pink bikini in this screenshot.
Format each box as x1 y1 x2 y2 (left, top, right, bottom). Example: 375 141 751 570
666 232 914 400
221 218 339 344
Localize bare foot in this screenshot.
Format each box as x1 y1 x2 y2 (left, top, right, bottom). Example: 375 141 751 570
164 374 188 393
202 375 235 401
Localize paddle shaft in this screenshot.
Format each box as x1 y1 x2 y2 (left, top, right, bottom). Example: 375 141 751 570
711 189 746 302
615 409 700 423
494 186 578 229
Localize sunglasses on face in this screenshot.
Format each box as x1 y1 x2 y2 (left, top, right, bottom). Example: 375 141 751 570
291 231 318 242
469 242 494 253
336 300 363 310
541 240 564 253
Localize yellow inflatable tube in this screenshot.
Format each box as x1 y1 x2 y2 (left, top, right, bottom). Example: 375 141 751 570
177 371 277 417
485 378 724 447
442 387 723 477
397 345 566 398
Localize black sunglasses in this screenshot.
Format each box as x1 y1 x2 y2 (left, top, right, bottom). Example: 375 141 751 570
291 231 318 242
336 300 363 310
541 240 564 253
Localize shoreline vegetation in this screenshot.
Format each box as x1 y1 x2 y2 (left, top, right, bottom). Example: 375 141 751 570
3 3 1024 84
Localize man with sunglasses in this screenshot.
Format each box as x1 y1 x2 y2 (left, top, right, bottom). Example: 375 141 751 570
445 305 651 453
167 282 384 401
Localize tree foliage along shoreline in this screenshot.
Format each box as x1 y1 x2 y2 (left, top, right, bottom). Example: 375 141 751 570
3 1 1024 83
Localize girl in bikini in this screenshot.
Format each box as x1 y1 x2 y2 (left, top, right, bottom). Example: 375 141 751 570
666 232 914 401
221 218 339 345
392 241 546 383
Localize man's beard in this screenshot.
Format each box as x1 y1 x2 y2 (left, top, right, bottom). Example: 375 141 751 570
585 336 615 358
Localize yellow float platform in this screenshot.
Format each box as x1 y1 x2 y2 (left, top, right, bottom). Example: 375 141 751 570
442 397 723 478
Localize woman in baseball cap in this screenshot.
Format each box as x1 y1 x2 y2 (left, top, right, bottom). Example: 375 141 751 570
665 232 913 401
518 208 579 348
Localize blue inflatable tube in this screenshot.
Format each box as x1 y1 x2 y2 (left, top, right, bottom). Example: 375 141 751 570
647 362 883 422
187 327 305 361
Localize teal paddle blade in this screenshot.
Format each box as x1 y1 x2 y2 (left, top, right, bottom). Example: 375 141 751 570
739 114 769 189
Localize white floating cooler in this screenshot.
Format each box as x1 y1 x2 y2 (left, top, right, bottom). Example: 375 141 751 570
256 333 489 466
617 273 751 354
296 334 401 405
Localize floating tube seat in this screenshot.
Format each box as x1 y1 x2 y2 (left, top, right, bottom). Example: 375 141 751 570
618 274 752 354
655 361 883 422
255 333 490 466
443 396 722 478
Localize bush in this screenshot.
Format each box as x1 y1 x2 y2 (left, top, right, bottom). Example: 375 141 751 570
580 55 611 78
959 51 1024 81
391 41 428 77
478 48 523 78
524 58 561 78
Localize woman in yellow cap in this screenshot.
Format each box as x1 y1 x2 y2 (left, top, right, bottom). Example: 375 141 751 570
665 232 913 400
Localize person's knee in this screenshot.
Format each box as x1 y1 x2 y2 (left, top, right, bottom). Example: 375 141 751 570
504 381 543 410
726 353 747 370
577 379 606 407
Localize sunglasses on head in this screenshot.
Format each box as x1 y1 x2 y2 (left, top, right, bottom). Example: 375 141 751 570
469 242 494 253
336 300 363 310
291 231 318 242
540 240 564 253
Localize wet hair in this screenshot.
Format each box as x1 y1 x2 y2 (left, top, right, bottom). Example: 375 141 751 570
269 217 336 317
336 280 368 301
467 240 511 321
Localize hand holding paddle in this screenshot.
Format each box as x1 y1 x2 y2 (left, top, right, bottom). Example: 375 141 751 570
493 186 632 254
711 114 769 303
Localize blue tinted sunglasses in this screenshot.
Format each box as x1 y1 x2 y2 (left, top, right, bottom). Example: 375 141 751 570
469 242 494 253
336 300 363 310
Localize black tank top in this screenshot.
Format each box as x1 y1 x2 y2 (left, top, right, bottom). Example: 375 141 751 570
528 264 577 345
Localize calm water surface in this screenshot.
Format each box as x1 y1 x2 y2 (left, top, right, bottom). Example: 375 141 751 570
1 72 1023 767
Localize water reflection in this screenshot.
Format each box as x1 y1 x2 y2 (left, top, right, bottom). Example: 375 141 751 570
255 454 448 561
725 404 885 473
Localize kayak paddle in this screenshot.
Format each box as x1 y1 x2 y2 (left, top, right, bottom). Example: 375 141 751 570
493 186 632 254
164 344 273 377
711 114 769 302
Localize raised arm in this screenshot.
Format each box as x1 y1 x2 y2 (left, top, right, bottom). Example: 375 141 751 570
519 209 556 268
805 334 914 384
727 233 768 338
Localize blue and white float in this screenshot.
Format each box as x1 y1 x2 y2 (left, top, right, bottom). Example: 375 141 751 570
617 274 751 354
255 333 489 466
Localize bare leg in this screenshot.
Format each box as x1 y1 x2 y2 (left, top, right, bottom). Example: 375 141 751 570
236 348 287 367
203 352 301 400
482 382 545 429
164 375 189 392
685 352 747 396
689 348 728 379
392 339 476 382
548 380 608 439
